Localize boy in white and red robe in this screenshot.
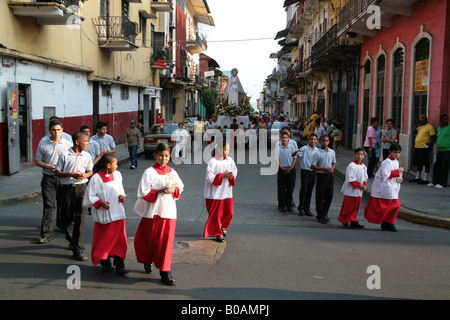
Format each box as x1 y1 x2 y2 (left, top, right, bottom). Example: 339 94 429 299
133 143 183 285
338 148 368 228
203 143 238 243
82 154 128 275
364 143 404 232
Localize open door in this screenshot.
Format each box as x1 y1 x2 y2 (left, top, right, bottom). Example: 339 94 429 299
7 82 20 174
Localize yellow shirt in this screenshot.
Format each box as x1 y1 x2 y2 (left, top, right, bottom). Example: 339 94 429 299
415 123 435 148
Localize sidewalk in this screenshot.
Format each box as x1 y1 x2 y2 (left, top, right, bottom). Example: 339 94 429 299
1 144 449 229
333 148 450 229
0 143 143 207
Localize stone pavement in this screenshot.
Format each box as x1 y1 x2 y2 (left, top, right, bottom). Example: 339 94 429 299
0 143 449 229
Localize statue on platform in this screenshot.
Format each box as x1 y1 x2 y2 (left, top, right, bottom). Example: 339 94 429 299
222 68 245 106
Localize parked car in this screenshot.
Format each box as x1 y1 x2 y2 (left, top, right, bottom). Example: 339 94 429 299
143 123 179 158
269 121 303 148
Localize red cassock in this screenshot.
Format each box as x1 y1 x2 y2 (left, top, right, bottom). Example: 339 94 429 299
203 156 238 238
92 220 128 265
338 195 363 225
133 164 183 271
364 156 402 225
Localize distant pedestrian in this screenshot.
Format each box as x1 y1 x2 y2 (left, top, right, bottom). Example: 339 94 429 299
203 142 238 243
429 114 450 188
172 123 190 161
55 131 93 261
292 133 319 216
133 143 184 285
275 131 297 213
337 148 368 228
364 143 404 232
35 118 73 244
125 120 141 169
410 114 436 184
381 118 398 161
311 135 336 224
332 114 343 152
156 113 165 123
83 153 129 275
364 117 378 178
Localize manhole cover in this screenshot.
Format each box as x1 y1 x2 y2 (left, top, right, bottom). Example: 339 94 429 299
173 241 190 252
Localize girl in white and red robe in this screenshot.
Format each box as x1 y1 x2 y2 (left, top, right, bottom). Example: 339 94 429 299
203 143 238 242
83 154 129 275
364 143 404 232
133 143 183 285
338 148 368 228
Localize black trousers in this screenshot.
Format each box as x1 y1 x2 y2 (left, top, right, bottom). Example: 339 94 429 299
60 184 87 251
315 173 334 219
40 174 61 238
432 151 450 187
277 167 296 209
299 169 316 211
364 147 377 178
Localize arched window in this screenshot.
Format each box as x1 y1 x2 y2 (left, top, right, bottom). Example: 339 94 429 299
362 59 371 141
413 38 430 124
391 47 404 131
376 54 386 126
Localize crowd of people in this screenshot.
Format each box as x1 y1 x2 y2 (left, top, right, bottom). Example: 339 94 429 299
32 110 449 286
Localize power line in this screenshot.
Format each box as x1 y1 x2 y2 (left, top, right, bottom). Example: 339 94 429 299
207 37 275 43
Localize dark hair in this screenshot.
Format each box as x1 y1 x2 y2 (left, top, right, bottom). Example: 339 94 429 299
155 143 170 154
370 117 378 124
354 147 365 154
281 125 291 132
309 133 318 139
48 118 62 129
440 114 448 120
96 121 107 131
386 118 394 124
320 135 330 141
80 125 90 131
99 153 117 169
280 131 289 137
389 143 402 152
71 131 87 144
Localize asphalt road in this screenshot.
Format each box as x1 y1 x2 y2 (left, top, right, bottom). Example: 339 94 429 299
1 151 449 304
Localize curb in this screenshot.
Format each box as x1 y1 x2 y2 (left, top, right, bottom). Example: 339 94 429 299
333 168 450 229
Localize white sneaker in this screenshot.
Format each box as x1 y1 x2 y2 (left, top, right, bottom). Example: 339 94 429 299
435 184 444 189
427 183 434 187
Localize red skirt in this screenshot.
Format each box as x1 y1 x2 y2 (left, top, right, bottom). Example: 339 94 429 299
364 197 401 225
134 216 176 272
203 198 234 238
91 219 128 266
338 196 362 224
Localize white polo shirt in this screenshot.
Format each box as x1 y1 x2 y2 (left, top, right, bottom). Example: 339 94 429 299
35 136 73 175
55 148 93 185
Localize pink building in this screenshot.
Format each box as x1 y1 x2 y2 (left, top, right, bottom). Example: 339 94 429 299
344 0 450 169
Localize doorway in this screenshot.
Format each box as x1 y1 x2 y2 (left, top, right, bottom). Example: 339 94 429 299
18 84 32 165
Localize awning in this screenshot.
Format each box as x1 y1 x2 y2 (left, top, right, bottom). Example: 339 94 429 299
274 28 289 40
283 0 301 7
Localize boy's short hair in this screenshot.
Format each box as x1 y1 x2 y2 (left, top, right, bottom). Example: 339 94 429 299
72 131 88 144
354 147 365 154
309 133 318 139
155 142 170 154
280 131 289 138
281 125 291 132
79 125 90 131
389 143 402 152
320 135 330 141
96 121 108 131
48 118 62 129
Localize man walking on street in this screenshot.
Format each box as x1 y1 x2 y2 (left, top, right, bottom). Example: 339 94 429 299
410 114 436 185
125 120 141 169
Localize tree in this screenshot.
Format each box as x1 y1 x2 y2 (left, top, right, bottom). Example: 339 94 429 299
200 88 219 117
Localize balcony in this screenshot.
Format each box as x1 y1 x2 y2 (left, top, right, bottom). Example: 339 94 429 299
311 24 360 70
337 0 420 41
150 0 173 12
92 16 139 51
186 33 207 54
8 0 83 25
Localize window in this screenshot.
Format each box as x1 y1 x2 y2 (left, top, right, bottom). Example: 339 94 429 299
121 86 129 100
376 54 386 126
362 59 371 141
413 38 430 125
391 47 404 131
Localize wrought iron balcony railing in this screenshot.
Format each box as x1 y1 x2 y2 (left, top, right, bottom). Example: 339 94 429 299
92 16 139 44
338 0 379 35
36 0 80 6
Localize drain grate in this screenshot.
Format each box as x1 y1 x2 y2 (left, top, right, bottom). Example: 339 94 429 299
173 241 190 252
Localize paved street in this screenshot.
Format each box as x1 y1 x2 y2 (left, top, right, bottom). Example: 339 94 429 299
1 149 450 303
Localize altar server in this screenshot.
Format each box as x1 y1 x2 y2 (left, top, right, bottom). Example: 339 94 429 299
337 148 368 228
133 143 184 285
203 142 238 243
364 143 404 231
83 154 129 275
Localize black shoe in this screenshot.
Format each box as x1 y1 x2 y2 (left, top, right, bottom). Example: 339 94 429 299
215 236 224 243
101 264 114 272
409 178 420 183
144 264 153 273
116 267 130 276
350 221 364 229
298 209 305 216
381 221 397 232
287 207 294 213
160 271 176 285
342 223 349 228
73 251 87 261
37 235 53 244
304 210 314 217
278 207 286 212
222 229 228 237
317 217 327 224
418 179 429 185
